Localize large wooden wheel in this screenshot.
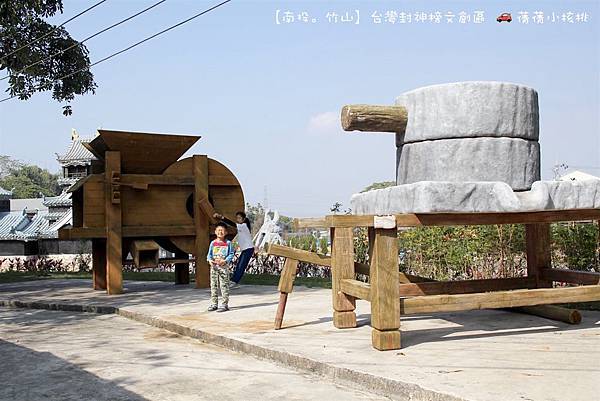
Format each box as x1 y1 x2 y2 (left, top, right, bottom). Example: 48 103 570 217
160 156 244 254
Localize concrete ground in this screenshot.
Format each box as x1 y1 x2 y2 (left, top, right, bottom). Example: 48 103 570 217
1 279 599 401
0 307 386 401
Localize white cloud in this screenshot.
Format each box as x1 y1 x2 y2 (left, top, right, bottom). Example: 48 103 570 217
306 111 341 135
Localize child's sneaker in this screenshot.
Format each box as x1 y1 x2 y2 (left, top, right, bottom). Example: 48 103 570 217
229 282 240 290
207 304 218 312
217 305 229 312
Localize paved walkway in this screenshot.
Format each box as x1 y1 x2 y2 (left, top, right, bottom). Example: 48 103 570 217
0 307 385 401
1 279 599 401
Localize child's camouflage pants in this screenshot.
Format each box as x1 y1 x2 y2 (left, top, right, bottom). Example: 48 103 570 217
210 264 230 306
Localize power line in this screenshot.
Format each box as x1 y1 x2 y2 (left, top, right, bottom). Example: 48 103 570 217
0 0 232 104
1 0 168 81
0 0 109 62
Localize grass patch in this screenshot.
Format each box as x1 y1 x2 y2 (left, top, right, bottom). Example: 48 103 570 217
0 271 332 289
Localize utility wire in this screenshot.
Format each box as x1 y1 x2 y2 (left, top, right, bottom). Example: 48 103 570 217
0 0 232 103
0 0 109 62
1 0 168 81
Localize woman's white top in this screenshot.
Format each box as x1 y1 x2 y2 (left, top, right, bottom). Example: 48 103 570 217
235 223 254 251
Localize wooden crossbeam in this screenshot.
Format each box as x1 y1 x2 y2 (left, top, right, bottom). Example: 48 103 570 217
398 277 536 296
400 285 600 314
340 279 371 301
320 209 600 228
541 268 600 285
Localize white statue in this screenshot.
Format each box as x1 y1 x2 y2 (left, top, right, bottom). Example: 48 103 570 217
253 209 284 250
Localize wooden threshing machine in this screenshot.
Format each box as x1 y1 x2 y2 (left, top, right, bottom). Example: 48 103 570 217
59 130 244 294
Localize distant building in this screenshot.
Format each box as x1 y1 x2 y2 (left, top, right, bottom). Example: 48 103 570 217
0 129 95 257
56 129 96 190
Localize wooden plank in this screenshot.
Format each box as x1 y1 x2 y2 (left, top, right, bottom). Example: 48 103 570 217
398 277 536 296
541 268 600 285
327 210 600 228
340 279 371 301
369 227 400 332
526 223 553 288
208 175 239 186
341 104 408 133
330 227 356 328
278 258 299 293
193 155 210 288
105 151 123 295
92 239 106 290
120 174 193 186
123 225 196 237
510 305 582 324
294 217 329 229
400 285 600 314
198 198 218 224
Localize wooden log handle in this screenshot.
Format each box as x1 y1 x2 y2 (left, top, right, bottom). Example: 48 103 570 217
341 104 408 133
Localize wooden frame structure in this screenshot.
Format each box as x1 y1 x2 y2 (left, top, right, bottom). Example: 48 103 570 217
267 209 600 350
59 130 244 294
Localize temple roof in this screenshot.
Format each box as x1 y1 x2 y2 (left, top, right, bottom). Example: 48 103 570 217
56 138 96 166
43 191 72 208
0 208 71 240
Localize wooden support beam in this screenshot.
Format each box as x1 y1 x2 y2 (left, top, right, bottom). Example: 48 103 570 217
526 223 553 288
278 258 299 294
330 227 357 328
193 155 210 288
92 238 106 290
174 250 190 285
198 197 217 224
540 268 600 285
105 151 123 295
369 227 401 350
510 305 582 325
267 243 331 266
274 258 299 330
400 285 600 314
341 104 408 133
340 279 371 301
274 293 288 330
398 277 536 297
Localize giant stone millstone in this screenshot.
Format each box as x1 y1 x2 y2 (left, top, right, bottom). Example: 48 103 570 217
394 81 540 190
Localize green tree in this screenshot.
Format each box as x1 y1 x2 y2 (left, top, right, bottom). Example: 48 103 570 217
0 0 96 115
361 181 395 192
0 157 59 198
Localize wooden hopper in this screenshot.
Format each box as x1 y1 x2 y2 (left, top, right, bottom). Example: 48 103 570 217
60 130 244 294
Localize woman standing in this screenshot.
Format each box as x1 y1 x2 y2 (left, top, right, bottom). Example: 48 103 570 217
213 211 254 289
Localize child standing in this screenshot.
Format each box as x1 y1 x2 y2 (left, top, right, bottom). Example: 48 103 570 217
207 223 234 312
213 211 255 289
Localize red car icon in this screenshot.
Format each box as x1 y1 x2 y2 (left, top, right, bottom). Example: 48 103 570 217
497 13 512 22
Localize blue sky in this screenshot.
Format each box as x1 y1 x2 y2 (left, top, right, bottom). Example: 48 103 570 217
0 0 598 216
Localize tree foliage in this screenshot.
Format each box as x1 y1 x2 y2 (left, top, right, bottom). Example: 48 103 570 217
0 156 59 198
0 0 96 114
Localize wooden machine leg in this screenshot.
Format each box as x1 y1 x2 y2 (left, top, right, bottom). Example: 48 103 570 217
526 223 553 288
330 227 357 329
274 258 299 329
92 238 107 290
369 227 401 350
174 250 190 285
193 155 210 288
105 151 123 295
